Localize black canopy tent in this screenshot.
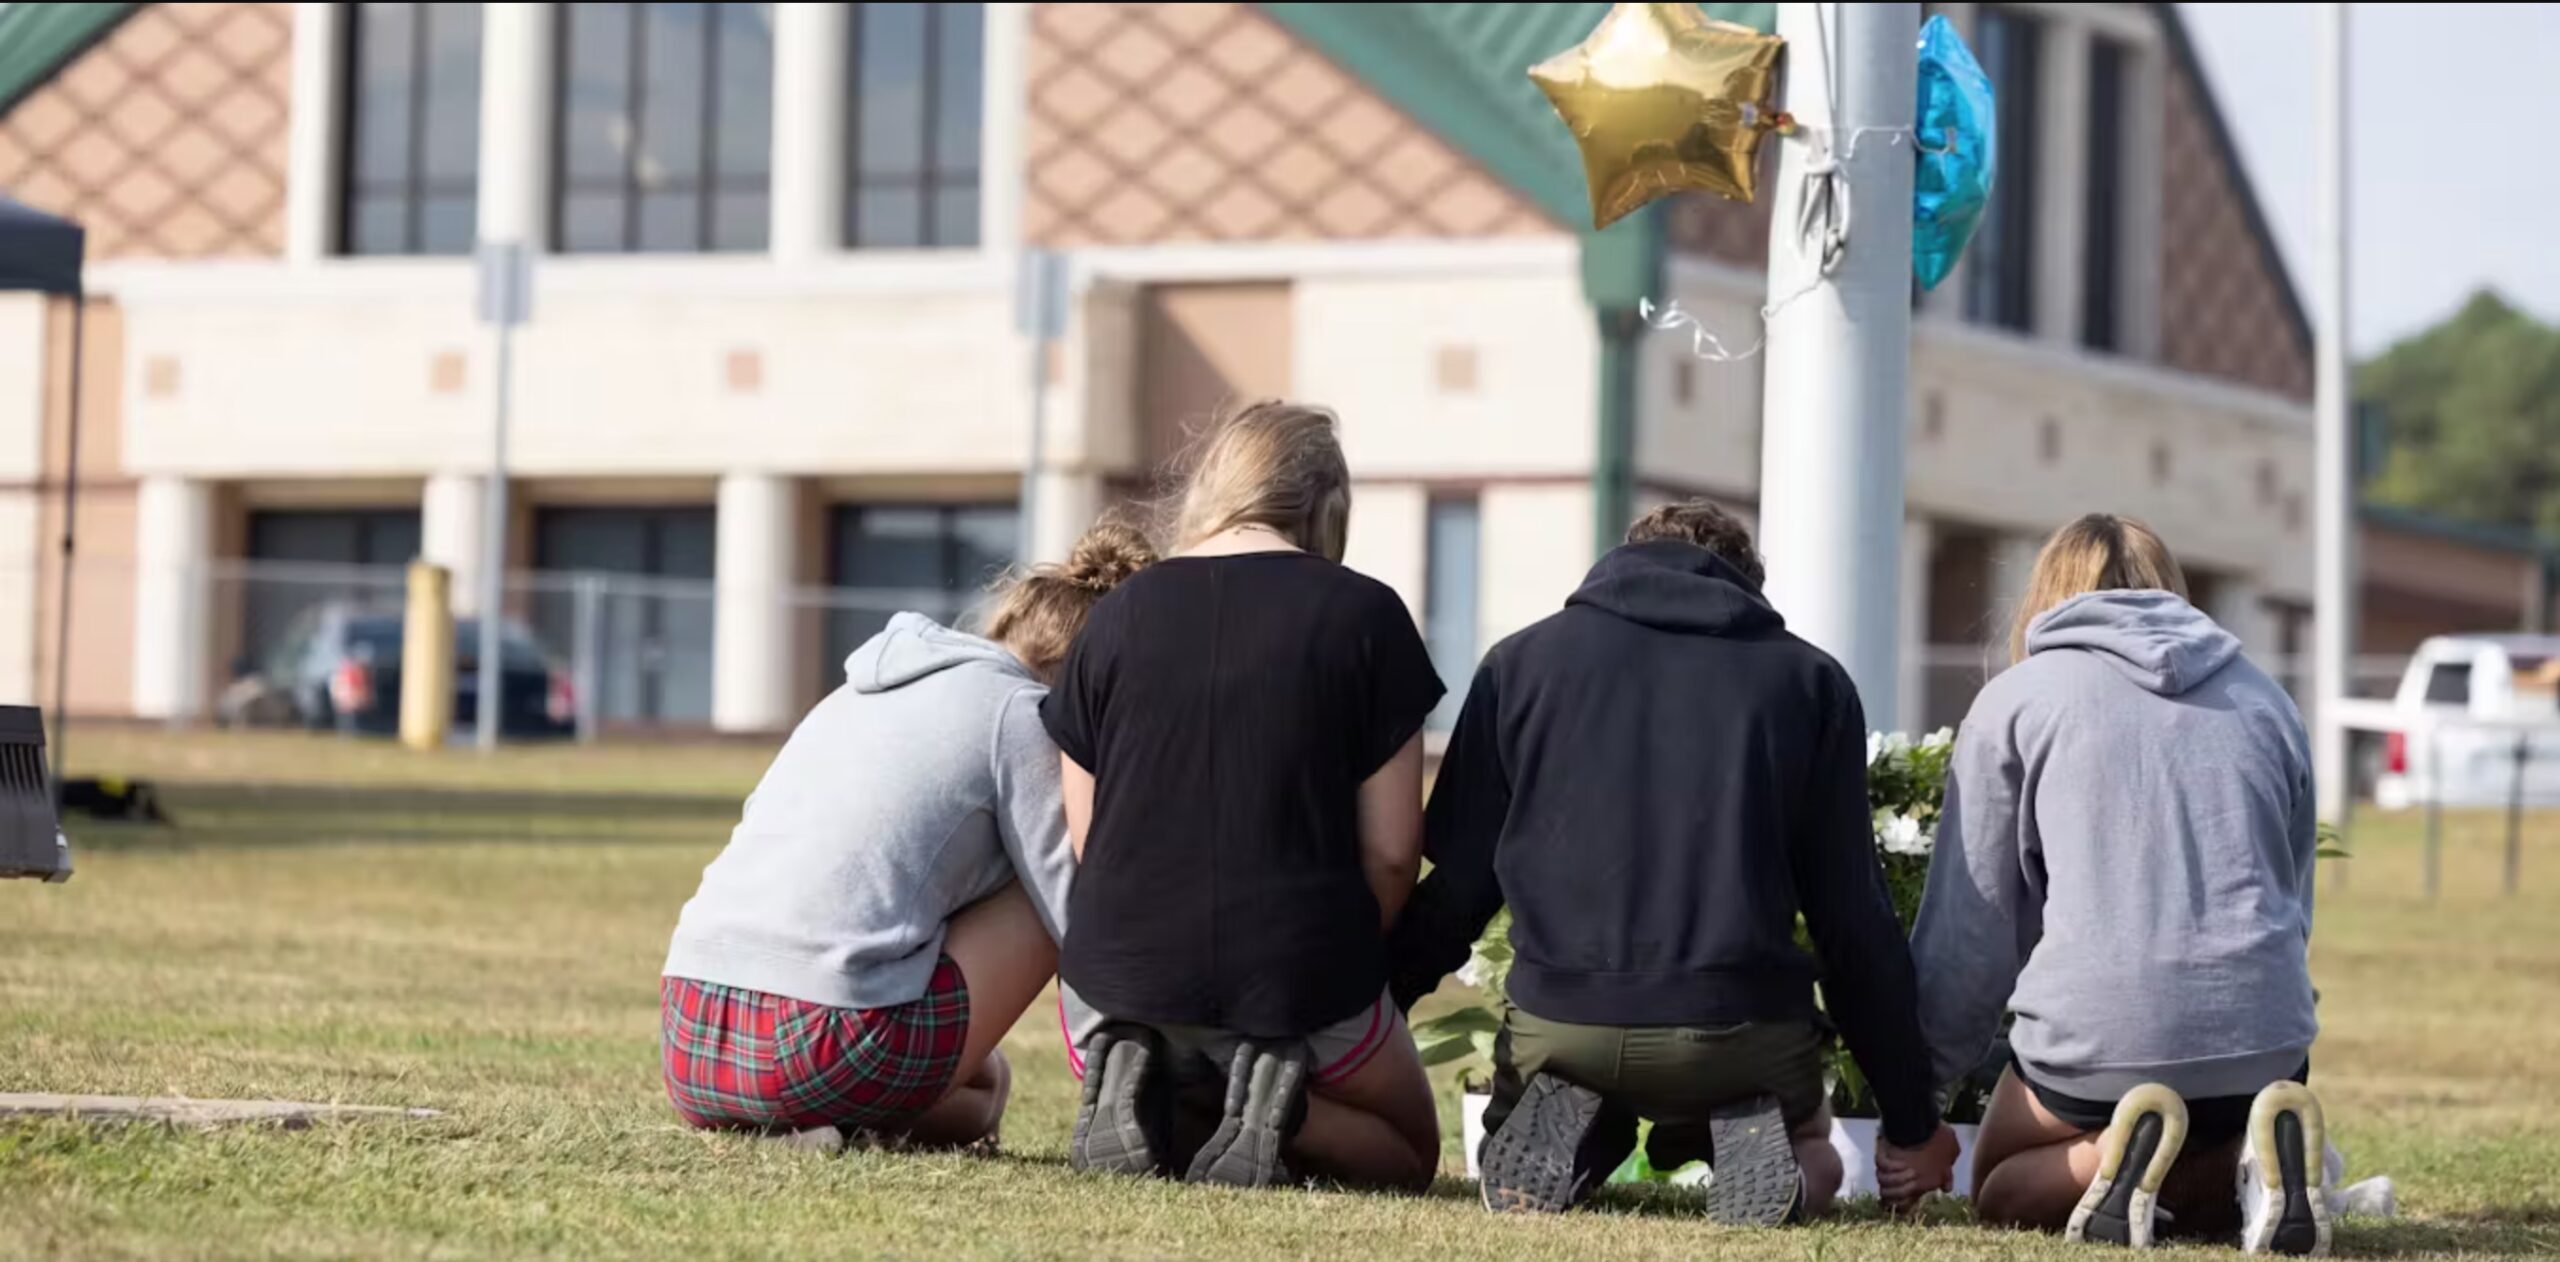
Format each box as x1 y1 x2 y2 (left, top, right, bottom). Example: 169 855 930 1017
1 196 88 802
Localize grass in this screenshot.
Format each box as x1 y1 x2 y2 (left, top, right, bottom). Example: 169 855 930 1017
3 727 2557 1259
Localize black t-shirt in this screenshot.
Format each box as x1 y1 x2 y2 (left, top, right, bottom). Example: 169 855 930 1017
1041 551 1444 1038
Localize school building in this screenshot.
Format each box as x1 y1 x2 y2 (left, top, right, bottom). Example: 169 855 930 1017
3 1 2531 737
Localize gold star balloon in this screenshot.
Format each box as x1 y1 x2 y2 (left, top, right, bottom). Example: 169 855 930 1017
1529 3 1787 229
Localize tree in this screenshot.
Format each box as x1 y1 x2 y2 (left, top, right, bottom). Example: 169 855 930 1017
2358 290 2560 541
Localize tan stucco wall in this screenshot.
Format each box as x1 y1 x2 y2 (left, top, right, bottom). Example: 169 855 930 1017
0 3 293 261
1023 2 1559 245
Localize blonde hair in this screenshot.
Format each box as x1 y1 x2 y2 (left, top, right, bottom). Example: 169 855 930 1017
1170 400 1352 561
982 519 1156 677
2009 513 2188 663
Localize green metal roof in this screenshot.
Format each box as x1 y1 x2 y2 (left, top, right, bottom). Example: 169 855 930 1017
1261 3 1772 231
1260 3 1771 307
0 3 137 116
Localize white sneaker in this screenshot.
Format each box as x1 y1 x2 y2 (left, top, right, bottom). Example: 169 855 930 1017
2237 1082 2332 1255
2066 1083 2189 1248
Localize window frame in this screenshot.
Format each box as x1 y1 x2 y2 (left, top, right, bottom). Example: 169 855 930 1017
1963 4 2042 334
843 1 984 250
1421 493 1483 733
2081 34 2128 353
549 2 775 254
336 1 484 256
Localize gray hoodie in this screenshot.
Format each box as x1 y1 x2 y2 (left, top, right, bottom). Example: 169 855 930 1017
1912 589 2318 1102
662 613 1074 1009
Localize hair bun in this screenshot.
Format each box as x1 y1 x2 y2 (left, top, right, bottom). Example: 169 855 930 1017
1061 521 1158 592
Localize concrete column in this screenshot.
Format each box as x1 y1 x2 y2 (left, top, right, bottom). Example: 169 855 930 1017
1898 517 1936 733
2034 17 2091 346
1342 482 1428 619
421 473 488 615
477 3 556 248
1027 469 1103 566
713 472 800 733
2207 577 2272 662
1481 485 1592 647
980 1 1031 251
1985 532 2046 666
285 1 343 262
132 476 214 722
770 3 849 261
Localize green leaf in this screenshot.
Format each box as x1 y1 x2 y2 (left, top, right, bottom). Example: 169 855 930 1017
1416 1035 1480 1068
1419 1006 1500 1035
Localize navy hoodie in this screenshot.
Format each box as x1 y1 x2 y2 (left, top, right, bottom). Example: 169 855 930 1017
1388 541 1939 1146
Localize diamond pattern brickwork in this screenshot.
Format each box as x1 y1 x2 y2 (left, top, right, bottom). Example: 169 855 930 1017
0 3 292 261
1024 3 1560 245
2158 47 2311 400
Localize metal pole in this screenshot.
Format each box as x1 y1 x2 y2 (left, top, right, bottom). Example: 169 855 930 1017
2424 737 2442 902
573 573 603 744
1020 329 1049 564
1756 2 1920 731
1016 250 1063 562
476 320 511 751
2506 734 2528 897
46 298 85 801
2311 3 2356 819
1592 307 1639 557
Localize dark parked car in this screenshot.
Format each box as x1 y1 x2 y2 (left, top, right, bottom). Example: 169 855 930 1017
220 603 576 739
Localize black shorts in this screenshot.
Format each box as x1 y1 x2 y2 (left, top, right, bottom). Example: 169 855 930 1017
2013 1053 2310 1149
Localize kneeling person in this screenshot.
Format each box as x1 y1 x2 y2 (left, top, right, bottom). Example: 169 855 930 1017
1389 500 1953 1221
658 525 1151 1147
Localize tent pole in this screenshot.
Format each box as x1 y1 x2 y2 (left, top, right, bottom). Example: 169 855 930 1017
48 295 83 803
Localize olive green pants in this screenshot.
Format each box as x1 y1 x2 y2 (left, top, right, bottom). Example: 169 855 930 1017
1485 1003 1828 1170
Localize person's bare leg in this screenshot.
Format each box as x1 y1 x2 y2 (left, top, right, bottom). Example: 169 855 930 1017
898 1049 1012 1147
888 882 1057 1147
1790 1105 1844 1217
1969 1069 2104 1232
1287 1028 1441 1192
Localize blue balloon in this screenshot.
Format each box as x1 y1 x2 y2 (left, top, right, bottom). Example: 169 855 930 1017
1913 15 1996 291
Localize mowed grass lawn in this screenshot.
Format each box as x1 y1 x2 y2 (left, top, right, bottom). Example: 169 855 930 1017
3 728 2557 1259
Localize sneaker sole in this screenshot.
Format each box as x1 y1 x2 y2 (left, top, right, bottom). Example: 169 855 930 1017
1068 1031 1163 1178
1479 1074 1606 1213
1701 1094 1802 1228
1186 1044 1307 1188
2242 1083 2332 1257
1177 1039 1300 1187
2067 1083 2189 1248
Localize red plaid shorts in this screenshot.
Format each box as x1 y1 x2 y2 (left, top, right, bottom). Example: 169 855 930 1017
661 958 971 1131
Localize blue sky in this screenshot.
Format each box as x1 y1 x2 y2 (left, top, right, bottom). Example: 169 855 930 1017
2179 3 2560 353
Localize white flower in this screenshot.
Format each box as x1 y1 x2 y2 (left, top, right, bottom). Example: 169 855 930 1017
1921 727 1955 753
1882 731 1914 757
1866 731 1884 768
1877 812 1931 856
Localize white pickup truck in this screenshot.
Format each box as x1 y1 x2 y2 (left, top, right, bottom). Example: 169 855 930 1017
2370 634 2560 809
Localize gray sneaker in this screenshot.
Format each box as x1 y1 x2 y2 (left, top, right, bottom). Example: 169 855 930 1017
1069 1023 1172 1178
1701 1093 1804 1227
1478 1073 1612 1214
1184 1041 1309 1188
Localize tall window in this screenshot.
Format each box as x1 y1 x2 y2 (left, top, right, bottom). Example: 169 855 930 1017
341 3 483 255
555 3 774 253
2081 37 2127 352
1423 497 1482 732
846 3 984 249
1964 7 2040 332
